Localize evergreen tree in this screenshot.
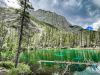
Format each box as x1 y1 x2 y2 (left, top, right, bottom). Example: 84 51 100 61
15 0 32 68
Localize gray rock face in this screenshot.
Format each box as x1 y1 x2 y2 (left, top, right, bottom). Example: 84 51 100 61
31 9 72 31
0 6 83 33
30 9 84 32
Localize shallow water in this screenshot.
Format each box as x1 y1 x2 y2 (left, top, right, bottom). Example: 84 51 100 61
74 65 100 75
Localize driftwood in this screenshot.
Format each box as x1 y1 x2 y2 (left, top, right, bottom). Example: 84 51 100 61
38 60 100 65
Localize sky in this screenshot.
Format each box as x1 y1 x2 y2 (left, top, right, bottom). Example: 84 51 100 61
0 0 20 8
1 0 100 30
30 0 100 31
5 0 20 8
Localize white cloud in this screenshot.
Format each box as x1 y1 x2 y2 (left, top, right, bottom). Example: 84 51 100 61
92 20 100 30
31 0 83 11
30 0 51 10
64 0 82 8
53 0 58 5
83 20 100 31
92 0 100 7
0 0 7 7
5 0 20 8
29 0 100 30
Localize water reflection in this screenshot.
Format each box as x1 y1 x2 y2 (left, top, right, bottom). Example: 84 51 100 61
74 65 100 75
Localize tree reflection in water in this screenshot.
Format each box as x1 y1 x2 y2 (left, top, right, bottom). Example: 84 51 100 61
74 65 100 75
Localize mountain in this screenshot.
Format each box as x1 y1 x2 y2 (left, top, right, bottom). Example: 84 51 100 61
30 9 84 32
0 0 83 32
0 7 75 49
0 7 99 50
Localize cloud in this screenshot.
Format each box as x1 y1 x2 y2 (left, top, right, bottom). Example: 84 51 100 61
0 0 20 8
0 0 100 30
30 0 54 11
30 0 83 12
92 0 100 7
30 0 100 30
83 19 100 31
5 0 20 8
0 0 7 7
93 20 100 30
63 0 83 9
86 4 100 18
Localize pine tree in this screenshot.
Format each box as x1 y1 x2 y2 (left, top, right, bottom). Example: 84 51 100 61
15 0 32 68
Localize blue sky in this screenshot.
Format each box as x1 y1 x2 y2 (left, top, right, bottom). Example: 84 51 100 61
30 0 100 30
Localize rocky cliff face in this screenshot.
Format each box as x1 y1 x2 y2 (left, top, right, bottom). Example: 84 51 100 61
31 9 73 31
31 9 83 32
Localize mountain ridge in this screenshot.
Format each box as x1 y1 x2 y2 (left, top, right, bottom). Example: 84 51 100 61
30 8 83 32
0 7 98 49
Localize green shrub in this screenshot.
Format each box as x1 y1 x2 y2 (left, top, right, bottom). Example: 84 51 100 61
7 63 31 75
0 61 14 69
0 61 31 75
0 51 15 61
17 63 31 74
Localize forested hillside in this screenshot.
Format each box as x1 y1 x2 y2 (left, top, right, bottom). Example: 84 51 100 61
0 7 100 51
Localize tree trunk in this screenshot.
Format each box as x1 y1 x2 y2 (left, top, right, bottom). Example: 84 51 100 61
15 0 27 68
